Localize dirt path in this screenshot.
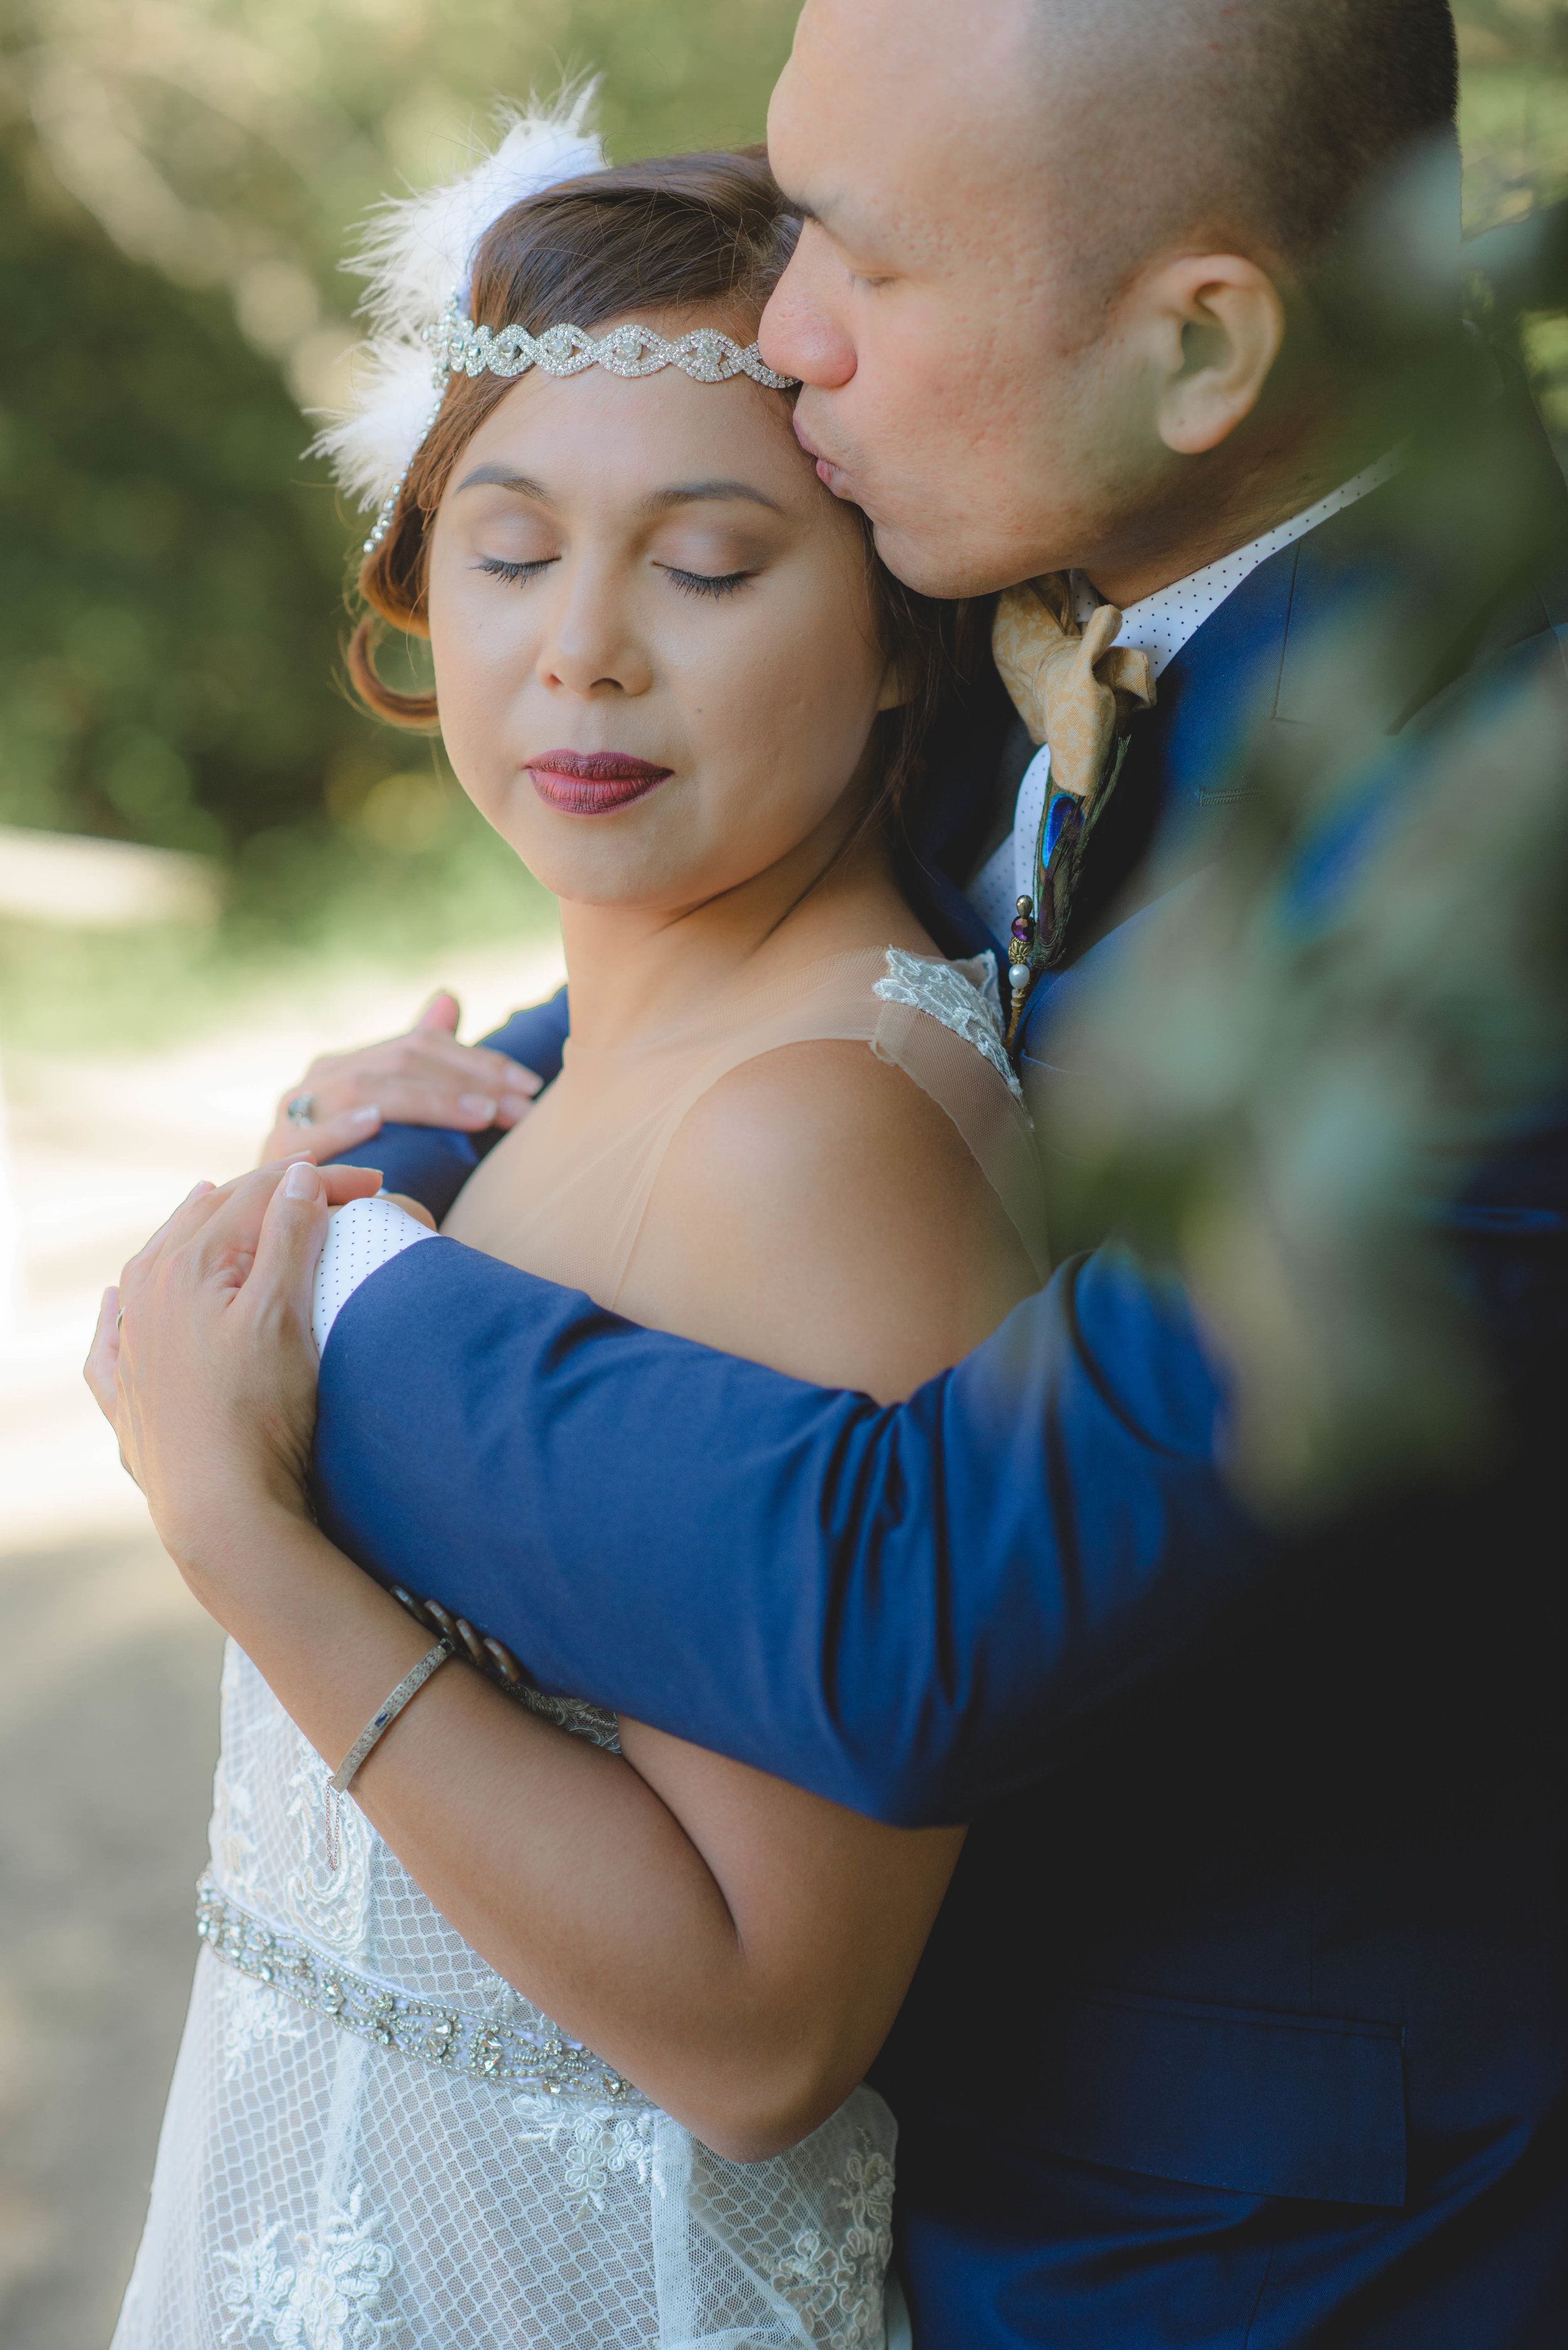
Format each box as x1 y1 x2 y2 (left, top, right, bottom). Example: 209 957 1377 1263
0 934 562 2346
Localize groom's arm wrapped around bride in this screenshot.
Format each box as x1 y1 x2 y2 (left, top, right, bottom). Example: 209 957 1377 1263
312 409 1568 1827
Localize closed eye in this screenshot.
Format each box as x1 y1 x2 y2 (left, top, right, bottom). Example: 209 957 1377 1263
476 556 557 584
660 565 754 600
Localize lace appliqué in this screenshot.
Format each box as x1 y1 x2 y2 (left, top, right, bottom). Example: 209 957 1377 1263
770 2135 895 2350
210 1646 263 1906
282 1734 372 1955
558 2112 656 2212
873 948 1027 1107
217 1970 307 2083
218 2183 403 2349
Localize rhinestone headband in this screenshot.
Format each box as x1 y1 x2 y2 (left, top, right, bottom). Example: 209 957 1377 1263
361 296 797 553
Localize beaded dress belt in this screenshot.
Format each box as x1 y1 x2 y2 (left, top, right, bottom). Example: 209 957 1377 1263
197 1876 642 2108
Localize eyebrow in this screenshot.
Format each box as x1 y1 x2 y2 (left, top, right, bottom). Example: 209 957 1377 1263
778 185 882 252
639 480 783 516
453 466 783 516
454 464 551 499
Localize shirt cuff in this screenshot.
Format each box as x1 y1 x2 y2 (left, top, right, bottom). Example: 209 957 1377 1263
312 1195 437 1354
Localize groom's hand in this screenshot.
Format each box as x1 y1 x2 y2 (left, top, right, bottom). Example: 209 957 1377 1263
258 988 542 1164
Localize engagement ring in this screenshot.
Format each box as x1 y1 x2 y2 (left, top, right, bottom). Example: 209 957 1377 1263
285 1094 315 1129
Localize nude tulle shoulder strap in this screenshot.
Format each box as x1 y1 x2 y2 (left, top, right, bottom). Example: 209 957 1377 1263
866 951 1049 1280
627 946 1050 1290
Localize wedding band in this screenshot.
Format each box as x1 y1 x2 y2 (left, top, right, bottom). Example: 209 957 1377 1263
286 1093 315 1129
116 1308 125 1331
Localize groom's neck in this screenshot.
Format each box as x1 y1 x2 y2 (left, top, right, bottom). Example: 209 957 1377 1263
1082 375 1391 609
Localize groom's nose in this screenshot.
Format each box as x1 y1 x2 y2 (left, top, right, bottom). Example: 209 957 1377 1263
760 231 857 393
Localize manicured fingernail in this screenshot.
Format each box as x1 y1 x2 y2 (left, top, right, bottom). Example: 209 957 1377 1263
284 1161 320 1200
186 1179 214 1201
350 1104 380 1127
458 1093 497 1121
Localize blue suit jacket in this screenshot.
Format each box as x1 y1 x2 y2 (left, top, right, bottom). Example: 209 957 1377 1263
315 393 1568 2346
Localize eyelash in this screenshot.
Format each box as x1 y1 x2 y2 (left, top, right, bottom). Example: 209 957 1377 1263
662 566 753 600
477 556 554 584
475 556 753 600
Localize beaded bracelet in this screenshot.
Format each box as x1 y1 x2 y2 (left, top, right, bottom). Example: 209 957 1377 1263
330 1639 455 1794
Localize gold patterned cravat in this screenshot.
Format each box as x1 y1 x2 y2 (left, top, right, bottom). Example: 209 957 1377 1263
991 575 1157 1001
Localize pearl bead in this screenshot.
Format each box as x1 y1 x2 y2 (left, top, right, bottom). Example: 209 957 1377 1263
1010 963 1030 993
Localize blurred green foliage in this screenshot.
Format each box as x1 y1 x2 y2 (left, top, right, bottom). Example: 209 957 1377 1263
1459 4 1568 423
0 132 363 858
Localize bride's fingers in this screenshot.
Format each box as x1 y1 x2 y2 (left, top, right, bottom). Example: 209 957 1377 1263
130 1162 374 1299
257 1102 383 1167
116 1179 218 1306
320 1164 384 1208
243 1159 332 1341
179 1160 376 1297
83 1285 121 1420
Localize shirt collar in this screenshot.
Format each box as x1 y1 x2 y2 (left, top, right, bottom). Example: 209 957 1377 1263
1068 445 1407 681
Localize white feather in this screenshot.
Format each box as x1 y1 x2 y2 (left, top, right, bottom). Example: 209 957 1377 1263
309 89 607 512
310 339 441 509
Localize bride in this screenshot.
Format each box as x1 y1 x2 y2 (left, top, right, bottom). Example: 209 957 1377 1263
90 115 1046 2350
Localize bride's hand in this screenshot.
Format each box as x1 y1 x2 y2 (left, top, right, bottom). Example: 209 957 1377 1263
83 1161 381 1566
258 989 541 1164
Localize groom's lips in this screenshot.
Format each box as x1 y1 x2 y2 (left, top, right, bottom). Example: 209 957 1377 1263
526 750 674 814
793 412 849 496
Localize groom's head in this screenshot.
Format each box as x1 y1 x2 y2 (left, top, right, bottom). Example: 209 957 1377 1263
760 0 1459 600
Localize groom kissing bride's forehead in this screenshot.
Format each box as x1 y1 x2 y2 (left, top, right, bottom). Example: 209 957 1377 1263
129 0 1567 2344
761 0 1457 604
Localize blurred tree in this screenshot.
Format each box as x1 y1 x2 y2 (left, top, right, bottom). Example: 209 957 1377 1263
0 124 366 857
1456 4 1568 427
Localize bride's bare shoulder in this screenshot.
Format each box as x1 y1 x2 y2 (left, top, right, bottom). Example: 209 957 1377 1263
618 1033 1037 1403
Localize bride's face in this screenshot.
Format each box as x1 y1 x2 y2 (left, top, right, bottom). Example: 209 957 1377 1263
426 316 900 913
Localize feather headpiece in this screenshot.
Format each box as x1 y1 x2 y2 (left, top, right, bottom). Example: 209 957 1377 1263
311 91 608 526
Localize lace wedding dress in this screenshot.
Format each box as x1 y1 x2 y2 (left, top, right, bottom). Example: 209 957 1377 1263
112 949 1046 2350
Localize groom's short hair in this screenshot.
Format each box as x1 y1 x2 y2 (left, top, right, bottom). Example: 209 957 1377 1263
1041 0 1459 289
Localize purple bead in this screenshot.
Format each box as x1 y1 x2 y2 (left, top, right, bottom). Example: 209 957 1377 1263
1011 917 1033 941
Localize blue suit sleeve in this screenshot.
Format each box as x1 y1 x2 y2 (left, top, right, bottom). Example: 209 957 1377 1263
322 985 569 1223
312 1235 1268 1825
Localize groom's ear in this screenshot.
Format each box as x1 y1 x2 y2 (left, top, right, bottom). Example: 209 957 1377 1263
1137 253 1288 459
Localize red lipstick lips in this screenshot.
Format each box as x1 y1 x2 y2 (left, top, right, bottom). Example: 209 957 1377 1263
525 750 674 814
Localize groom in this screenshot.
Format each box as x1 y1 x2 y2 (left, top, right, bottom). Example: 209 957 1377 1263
280 4 1566 2343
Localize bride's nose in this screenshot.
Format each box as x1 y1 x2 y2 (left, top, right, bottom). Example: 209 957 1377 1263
534 568 653 700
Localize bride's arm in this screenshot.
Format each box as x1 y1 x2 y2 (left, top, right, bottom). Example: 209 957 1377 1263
87 1060 1014 2156
154 1486 960 2164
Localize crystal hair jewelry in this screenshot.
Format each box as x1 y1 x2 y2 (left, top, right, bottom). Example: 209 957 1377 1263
309 95 798 556
330 1639 455 1795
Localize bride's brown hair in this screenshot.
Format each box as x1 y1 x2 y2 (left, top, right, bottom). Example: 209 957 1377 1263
348 147 980 817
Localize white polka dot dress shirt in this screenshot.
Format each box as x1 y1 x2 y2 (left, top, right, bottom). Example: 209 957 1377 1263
312 1193 435 1353
968 449 1406 945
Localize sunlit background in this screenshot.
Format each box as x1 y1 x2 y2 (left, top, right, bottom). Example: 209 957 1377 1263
0 2 1565 2339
